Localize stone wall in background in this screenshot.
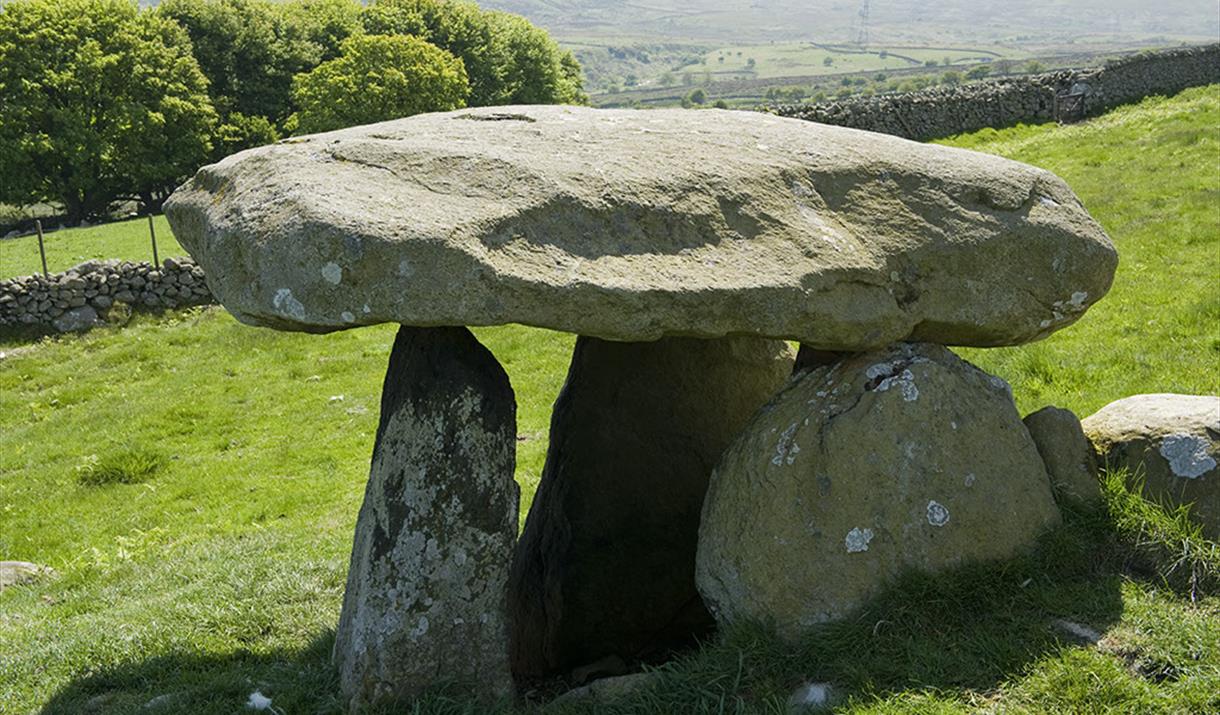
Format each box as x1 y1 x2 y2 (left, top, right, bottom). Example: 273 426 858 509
773 44 1220 141
0 258 213 337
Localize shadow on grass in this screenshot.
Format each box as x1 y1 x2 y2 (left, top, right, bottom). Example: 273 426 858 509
41 505 1130 715
38 632 344 715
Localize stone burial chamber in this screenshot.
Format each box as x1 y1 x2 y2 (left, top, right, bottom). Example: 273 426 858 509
164 104 1117 709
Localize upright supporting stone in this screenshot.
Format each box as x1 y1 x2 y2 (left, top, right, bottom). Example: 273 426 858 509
509 336 794 678
334 326 518 710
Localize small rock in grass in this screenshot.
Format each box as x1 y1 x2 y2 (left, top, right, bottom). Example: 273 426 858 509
1024 406 1101 506
1051 618 1102 644
0 561 54 590
142 692 181 709
1083 394 1220 539
552 672 661 706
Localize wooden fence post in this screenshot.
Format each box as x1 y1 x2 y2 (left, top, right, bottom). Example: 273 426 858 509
36 219 48 278
148 215 160 267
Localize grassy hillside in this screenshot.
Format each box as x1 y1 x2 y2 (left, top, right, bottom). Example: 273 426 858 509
0 216 183 279
480 0 1219 46
1 87 1217 714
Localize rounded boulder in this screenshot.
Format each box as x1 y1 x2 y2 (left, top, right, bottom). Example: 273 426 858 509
696 343 1062 639
1082 394 1219 539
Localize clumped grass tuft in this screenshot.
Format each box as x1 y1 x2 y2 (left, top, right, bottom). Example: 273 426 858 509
76 447 168 486
1101 468 1220 598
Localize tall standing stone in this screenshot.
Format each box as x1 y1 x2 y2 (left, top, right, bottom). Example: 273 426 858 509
334 326 518 710
509 336 794 678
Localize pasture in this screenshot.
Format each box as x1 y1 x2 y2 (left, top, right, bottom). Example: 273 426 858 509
1 86 1217 713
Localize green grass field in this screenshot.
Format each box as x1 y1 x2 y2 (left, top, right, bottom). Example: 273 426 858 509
0 216 183 279
1 86 1217 714
678 43 1014 82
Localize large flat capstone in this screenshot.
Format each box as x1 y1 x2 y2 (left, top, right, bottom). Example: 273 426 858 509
165 105 1116 350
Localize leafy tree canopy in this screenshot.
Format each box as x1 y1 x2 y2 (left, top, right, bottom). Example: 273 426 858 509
0 0 216 220
155 0 325 129
361 0 585 107
290 33 469 134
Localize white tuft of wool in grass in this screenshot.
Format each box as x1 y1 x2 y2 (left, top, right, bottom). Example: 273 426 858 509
788 681 834 712
246 691 282 713
1052 619 1102 644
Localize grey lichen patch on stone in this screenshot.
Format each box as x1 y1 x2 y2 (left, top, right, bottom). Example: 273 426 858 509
876 369 919 402
1160 433 1216 479
844 527 874 553
926 501 950 527
321 262 343 285
272 288 306 321
772 423 802 466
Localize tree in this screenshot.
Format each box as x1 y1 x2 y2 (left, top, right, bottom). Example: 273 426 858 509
157 0 311 129
0 0 216 220
487 10 584 104
360 0 584 107
685 88 707 105
277 0 362 63
291 34 468 134
941 70 963 86
966 65 991 81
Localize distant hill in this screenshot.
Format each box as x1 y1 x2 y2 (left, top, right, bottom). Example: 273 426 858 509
478 0 1220 45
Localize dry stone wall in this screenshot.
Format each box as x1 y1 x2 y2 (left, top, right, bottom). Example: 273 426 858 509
773 44 1220 141
0 257 213 336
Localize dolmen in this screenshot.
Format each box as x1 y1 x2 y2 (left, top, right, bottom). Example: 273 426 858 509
164 105 1118 710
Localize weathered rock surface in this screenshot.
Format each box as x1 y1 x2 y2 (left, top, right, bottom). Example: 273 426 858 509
0 561 53 590
1082 394 1219 539
696 343 1062 638
509 336 794 677
551 672 661 706
334 326 518 709
165 105 1115 350
1024 406 1101 506
51 305 99 333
